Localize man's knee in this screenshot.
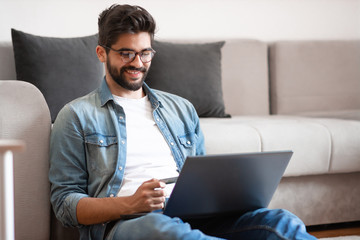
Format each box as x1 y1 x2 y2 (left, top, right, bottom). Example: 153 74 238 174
265 209 305 225
230 209 314 240
241 208 306 228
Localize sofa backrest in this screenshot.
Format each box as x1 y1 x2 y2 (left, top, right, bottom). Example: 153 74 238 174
0 39 271 117
0 42 16 80
221 39 270 115
3 39 360 117
0 80 51 240
269 40 360 115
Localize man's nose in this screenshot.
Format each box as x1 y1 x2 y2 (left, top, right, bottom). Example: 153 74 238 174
130 54 143 68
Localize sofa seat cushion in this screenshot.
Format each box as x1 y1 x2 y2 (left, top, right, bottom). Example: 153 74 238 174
294 109 360 121
200 116 360 177
200 118 262 154
306 118 360 174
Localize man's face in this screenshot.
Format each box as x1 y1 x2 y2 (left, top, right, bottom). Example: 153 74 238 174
105 32 152 92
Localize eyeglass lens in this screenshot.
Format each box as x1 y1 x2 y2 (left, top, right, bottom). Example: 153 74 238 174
121 50 154 63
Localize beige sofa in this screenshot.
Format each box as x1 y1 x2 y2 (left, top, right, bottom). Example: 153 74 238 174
0 39 359 240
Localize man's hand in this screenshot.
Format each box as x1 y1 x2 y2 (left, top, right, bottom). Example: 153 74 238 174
126 178 166 213
76 178 166 225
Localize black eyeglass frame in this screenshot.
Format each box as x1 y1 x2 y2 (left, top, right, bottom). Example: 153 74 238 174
100 45 156 63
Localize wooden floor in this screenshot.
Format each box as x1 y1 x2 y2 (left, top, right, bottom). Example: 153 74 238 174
308 222 360 238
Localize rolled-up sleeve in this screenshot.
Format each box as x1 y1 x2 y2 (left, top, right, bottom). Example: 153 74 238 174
49 104 89 227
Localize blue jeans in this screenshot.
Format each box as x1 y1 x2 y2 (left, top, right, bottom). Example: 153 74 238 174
105 208 317 240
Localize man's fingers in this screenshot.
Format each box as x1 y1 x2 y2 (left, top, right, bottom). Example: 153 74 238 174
141 189 165 199
154 196 166 204
139 195 165 212
148 197 166 210
142 178 166 189
137 180 166 199
153 189 166 197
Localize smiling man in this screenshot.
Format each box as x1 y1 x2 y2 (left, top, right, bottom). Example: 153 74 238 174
49 4 317 240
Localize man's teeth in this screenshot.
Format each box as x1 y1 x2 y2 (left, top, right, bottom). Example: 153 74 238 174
126 70 140 74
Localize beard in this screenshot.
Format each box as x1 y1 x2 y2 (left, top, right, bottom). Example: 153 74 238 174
106 57 148 91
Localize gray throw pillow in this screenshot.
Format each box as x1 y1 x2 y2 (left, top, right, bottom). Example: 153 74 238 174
146 40 230 118
11 29 103 122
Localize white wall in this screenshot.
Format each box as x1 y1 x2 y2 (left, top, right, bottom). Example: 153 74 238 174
0 0 359 42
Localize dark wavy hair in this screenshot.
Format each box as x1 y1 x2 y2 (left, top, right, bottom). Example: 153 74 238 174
98 4 156 51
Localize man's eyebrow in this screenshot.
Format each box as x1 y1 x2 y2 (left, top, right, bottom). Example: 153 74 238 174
115 47 134 51
115 47 153 52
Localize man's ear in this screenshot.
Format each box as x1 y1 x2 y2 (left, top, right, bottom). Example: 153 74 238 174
96 45 107 63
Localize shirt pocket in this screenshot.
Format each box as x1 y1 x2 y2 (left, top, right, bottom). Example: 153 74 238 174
178 132 197 157
85 134 118 174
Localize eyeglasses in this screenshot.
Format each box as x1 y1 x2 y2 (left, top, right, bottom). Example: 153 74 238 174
100 45 156 63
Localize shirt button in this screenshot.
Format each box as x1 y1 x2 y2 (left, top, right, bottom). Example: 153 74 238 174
187 141 191 145
119 166 123 171
110 194 114 197
99 140 104 144
156 118 160 122
119 116 124 120
170 142 174 146
121 140 125 144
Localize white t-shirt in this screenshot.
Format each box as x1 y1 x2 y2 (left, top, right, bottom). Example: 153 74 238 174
113 95 179 197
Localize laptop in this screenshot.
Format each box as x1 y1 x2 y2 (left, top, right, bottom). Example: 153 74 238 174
121 150 292 220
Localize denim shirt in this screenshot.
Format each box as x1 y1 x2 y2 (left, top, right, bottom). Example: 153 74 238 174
49 78 205 239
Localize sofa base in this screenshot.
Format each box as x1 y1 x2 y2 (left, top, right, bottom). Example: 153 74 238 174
269 172 360 226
